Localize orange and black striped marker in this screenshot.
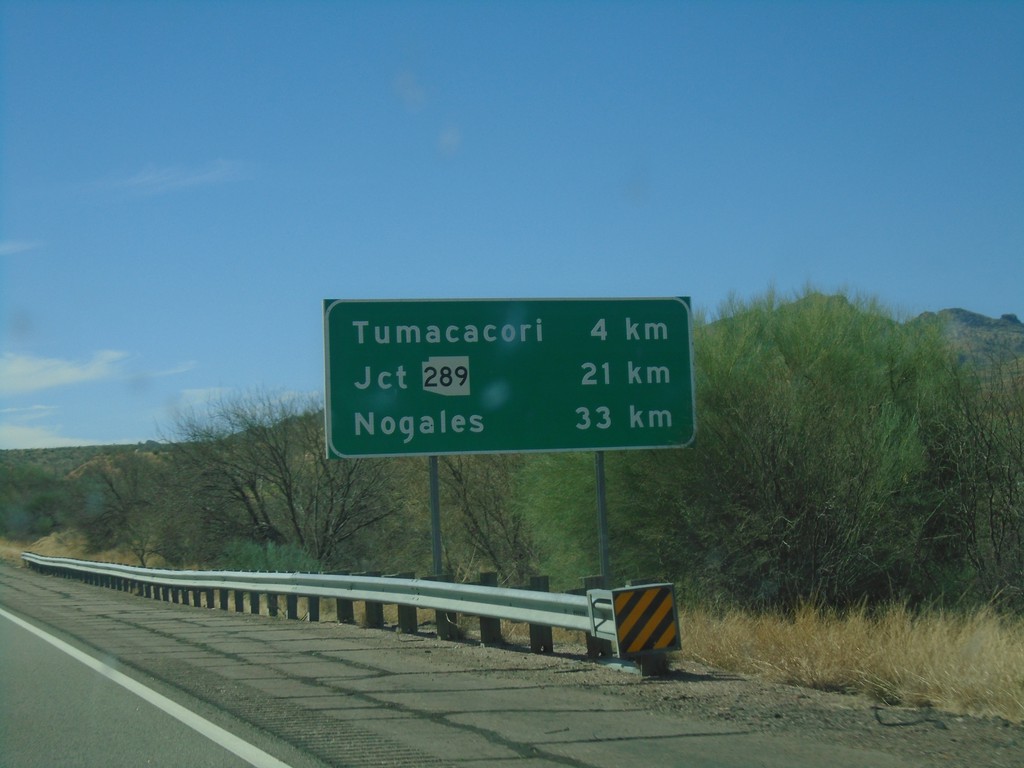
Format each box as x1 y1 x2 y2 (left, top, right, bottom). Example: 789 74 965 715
612 584 679 656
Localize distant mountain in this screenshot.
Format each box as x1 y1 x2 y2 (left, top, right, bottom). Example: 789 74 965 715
915 309 1024 367
0 442 166 480
0 445 108 479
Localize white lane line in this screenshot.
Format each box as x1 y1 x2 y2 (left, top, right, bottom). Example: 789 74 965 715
0 607 294 768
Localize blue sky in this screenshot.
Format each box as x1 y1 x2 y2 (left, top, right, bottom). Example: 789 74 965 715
1 1 1022 449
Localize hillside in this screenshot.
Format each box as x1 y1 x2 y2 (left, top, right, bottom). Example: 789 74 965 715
917 308 1024 367
0 445 111 479
0 441 166 479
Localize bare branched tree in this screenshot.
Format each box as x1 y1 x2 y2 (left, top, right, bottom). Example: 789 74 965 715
943 356 1024 604
170 390 398 568
77 450 172 566
439 454 535 583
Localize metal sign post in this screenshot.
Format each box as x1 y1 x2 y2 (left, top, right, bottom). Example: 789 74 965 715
429 455 443 577
595 451 611 587
324 297 696 597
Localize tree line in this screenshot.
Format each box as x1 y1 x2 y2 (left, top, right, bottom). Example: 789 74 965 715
3 291 1021 610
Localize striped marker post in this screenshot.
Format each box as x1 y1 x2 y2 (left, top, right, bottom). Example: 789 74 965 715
611 584 680 657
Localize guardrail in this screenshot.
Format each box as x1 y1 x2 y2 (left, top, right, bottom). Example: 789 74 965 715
21 552 679 670
20 552 639 653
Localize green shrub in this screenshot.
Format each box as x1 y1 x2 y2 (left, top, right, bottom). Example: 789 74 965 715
218 540 322 573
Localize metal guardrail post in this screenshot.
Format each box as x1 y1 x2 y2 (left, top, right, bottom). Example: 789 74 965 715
359 572 384 628
478 572 503 646
528 576 554 654
336 596 355 623
329 571 355 623
426 574 460 641
392 572 418 634
308 595 320 622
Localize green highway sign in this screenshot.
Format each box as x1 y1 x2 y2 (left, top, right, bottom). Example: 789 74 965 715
323 298 695 458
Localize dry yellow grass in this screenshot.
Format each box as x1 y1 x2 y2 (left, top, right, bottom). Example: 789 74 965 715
677 602 1024 723
4 531 142 565
0 538 27 564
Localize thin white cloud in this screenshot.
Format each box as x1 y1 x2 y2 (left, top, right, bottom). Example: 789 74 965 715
438 124 462 156
175 387 235 407
0 404 94 448
154 360 198 377
0 404 57 421
95 159 243 196
129 360 198 389
394 70 428 112
0 241 43 256
0 422 97 449
164 387 318 420
161 387 235 433
0 350 129 396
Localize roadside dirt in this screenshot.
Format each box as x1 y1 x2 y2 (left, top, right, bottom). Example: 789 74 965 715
628 658 1020 767
431 625 1024 768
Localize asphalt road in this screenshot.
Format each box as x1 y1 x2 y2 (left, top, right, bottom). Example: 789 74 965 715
0 608 272 768
0 560 916 768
